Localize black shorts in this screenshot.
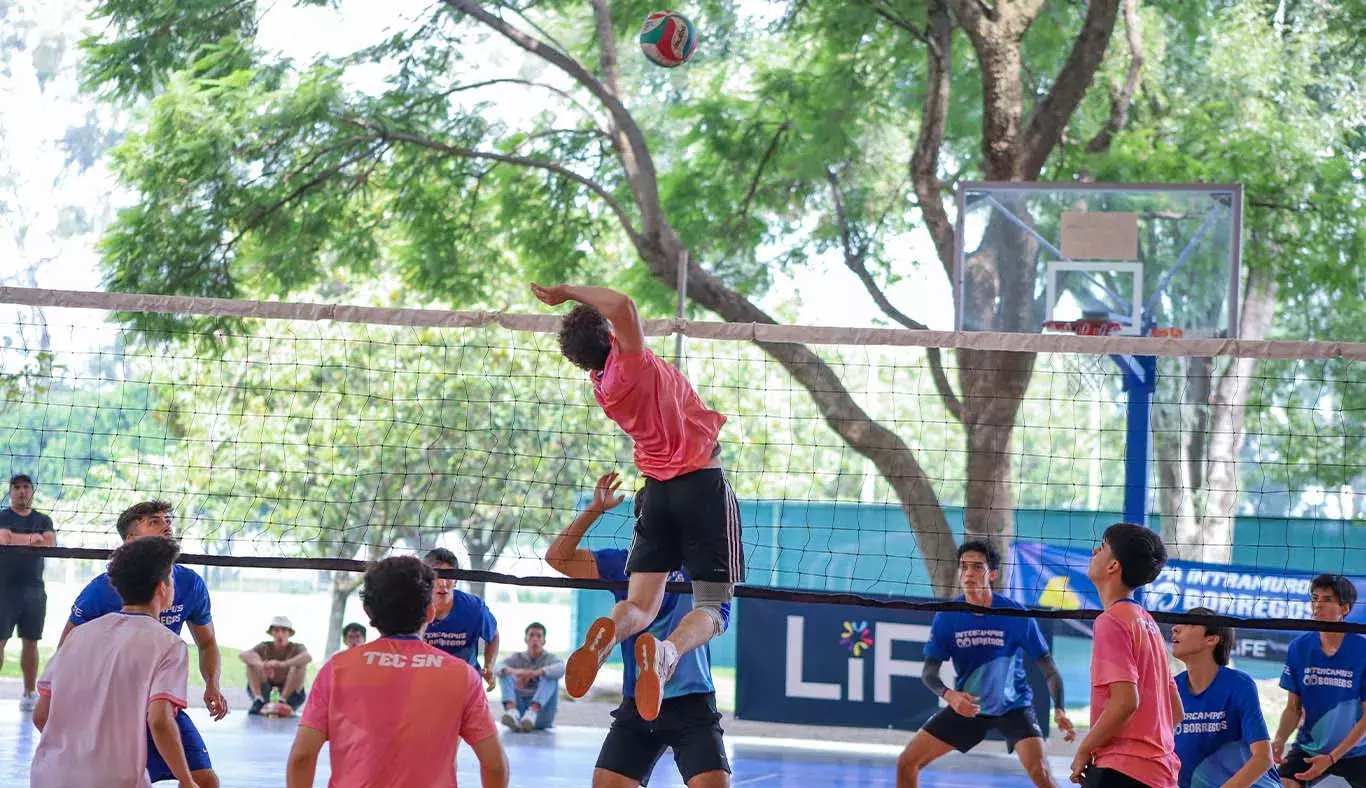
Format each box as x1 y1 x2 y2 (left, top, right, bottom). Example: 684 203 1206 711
626 467 744 584
595 693 730 785
1080 766 1148 788
923 706 1043 753
0 584 45 640
1279 748 1366 787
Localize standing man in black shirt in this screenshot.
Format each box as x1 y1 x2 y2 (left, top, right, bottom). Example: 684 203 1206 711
0 473 56 712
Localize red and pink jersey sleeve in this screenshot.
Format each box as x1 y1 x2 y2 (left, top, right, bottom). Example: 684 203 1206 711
1090 601 1180 788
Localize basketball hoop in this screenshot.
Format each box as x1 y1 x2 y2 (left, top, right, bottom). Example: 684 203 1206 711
1041 318 1122 393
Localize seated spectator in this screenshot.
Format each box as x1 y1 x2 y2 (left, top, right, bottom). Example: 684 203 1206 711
497 622 564 732
342 622 367 650
240 616 312 714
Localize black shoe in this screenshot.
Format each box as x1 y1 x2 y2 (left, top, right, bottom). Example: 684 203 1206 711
286 690 307 711
248 696 267 716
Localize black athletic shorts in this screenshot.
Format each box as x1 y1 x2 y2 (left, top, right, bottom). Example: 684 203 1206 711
1280 747 1366 787
0 583 45 640
595 693 730 785
1080 766 1149 788
626 465 743 584
923 705 1043 753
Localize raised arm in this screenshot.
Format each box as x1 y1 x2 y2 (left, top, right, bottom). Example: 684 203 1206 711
546 472 624 580
531 283 645 353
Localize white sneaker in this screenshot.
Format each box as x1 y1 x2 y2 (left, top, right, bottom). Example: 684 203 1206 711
518 708 538 731
19 692 38 712
500 708 521 730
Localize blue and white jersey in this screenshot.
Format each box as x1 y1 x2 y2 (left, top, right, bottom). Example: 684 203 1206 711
69 564 212 635
423 590 498 670
595 548 720 699
923 593 1049 716
1175 667 1280 788
1280 632 1366 757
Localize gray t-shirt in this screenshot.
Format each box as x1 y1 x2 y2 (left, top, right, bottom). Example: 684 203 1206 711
497 651 565 697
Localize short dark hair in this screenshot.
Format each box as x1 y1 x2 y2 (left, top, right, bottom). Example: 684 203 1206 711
1311 574 1357 607
1187 607 1234 666
116 500 173 539
342 622 367 638
957 540 1001 571
526 621 546 637
107 536 179 606
1102 523 1167 589
9 474 32 487
557 304 612 372
362 556 436 637
423 547 458 569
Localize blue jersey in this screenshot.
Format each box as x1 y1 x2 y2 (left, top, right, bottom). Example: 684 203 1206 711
423 590 497 669
1175 667 1280 788
1280 632 1366 757
923 593 1049 716
69 564 212 635
595 549 720 699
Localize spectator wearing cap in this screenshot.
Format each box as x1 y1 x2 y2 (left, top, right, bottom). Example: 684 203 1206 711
240 615 312 714
0 473 56 712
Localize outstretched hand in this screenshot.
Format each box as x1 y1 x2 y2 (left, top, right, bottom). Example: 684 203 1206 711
531 283 571 306
592 471 625 512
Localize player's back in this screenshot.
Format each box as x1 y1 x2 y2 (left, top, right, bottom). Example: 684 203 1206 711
31 613 188 788
303 637 498 788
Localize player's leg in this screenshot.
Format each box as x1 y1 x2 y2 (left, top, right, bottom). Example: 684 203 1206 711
999 708 1055 788
899 708 988 788
1278 748 1313 788
1013 738 1056 788
672 469 741 657
147 710 218 788
18 585 44 698
281 665 307 708
593 702 668 788
663 694 731 788
245 663 268 700
1327 754 1366 788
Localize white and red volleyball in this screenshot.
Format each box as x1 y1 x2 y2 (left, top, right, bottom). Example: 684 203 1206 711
639 11 697 68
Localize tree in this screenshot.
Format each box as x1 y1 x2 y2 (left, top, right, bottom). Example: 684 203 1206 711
81 0 1145 595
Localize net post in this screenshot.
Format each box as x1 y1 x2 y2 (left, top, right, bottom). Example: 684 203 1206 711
1120 354 1158 526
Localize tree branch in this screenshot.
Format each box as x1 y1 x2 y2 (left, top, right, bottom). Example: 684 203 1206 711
826 169 964 422
729 120 789 235
1020 0 1123 177
863 0 931 46
441 0 664 236
909 0 956 279
344 118 643 246
1086 0 1144 154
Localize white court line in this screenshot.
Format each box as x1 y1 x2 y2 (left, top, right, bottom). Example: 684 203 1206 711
731 775 781 786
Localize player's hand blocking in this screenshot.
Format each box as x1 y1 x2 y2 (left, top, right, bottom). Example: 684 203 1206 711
531 283 571 306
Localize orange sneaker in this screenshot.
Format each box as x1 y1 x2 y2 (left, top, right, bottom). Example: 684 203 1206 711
634 633 677 722
565 617 616 698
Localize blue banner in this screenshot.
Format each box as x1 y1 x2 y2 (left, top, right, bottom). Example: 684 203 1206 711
735 596 1052 732
1006 541 1366 660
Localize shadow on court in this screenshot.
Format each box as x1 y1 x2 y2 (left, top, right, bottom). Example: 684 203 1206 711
2 706 1081 787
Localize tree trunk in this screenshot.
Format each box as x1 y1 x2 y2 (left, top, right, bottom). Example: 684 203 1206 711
324 571 361 658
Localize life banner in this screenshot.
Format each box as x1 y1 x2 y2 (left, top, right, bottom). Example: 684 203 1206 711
1006 541 1366 661
734 596 1052 732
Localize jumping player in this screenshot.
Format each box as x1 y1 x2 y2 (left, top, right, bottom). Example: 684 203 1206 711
898 540 1074 788
1273 574 1366 788
1073 523 1182 788
60 501 226 788
533 282 741 722
547 471 730 788
421 548 499 691
1170 607 1279 788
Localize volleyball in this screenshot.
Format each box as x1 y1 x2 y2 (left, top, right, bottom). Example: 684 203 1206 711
639 11 697 68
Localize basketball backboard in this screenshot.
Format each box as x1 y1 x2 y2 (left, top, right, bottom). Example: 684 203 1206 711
954 183 1243 338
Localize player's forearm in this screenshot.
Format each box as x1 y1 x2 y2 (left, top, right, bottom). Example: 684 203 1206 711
542 658 566 681
1077 691 1138 757
198 640 222 688
1225 742 1275 788
286 752 319 788
920 658 949 697
547 509 599 563
561 285 633 319
39 531 55 547
0 528 13 544
1329 709 1366 761
284 652 312 669
1038 655 1065 709
1274 701 1301 745
148 705 194 783
477 744 510 788
240 650 265 668
484 636 500 670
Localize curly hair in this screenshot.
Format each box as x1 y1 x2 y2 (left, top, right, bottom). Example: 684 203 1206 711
557 304 612 371
108 536 179 607
362 556 436 636
1103 523 1168 590
116 500 173 539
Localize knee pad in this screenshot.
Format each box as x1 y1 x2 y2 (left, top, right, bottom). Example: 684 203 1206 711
692 581 733 635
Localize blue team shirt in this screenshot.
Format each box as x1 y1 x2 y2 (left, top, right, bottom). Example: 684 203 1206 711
923 593 1049 716
1175 667 1280 788
69 564 212 635
595 549 721 699
423 590 498 669
1280 632 1366 757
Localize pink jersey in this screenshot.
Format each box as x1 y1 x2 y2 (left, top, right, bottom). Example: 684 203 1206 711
593 338 726 481
31 612 189 788
300 636 498 788
1090 599 1180 788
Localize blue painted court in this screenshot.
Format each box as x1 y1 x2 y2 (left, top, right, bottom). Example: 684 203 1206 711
1 707 1079 787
